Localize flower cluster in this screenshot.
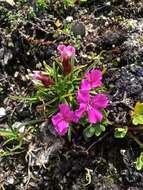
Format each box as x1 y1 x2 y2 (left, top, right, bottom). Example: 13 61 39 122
31 44 108 137
32 44 75 87
52 68 108 136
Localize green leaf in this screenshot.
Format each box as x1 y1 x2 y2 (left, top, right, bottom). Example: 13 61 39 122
94 124 106 137
114 127 128 138
64 0 75 6
135 152 143 170
132 102 143 125
84 125 96 138
0 130 17 138
68 125 72 142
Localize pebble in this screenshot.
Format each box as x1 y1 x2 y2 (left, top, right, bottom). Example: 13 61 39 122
71 21 86 37
7 176 14 184
12 122 25 133
66 16 73 22
0 107 6 118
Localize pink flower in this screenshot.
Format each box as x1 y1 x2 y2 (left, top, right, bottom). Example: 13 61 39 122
52 104 77 136
57 44 76 75
75 90 108 124
81 69 102 90
32 71 54 87
57 44 75 62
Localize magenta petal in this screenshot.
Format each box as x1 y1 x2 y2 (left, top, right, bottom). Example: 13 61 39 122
57 44 75 58
91 69 102 80
91 80 102 88
32 71 42 80
66 46 76 56
84 70 90 80
85 69 102 89
92 94 108 109
59 104 74 121
52 113 62 127
77 89 89 104
75 103 86 120
80 79 90 90
57 45 66 53
87 107 103 124
69 111 79 123
52 113 68 136
55 120 68 136
59 104 70 115
85 69 102 80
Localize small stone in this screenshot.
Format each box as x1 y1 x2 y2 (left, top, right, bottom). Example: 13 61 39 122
12 122 25 133
0 107 6 118
71 22 86 37
66 16 73 22
7 176 14 184
19 126 25 133
14 71 19 78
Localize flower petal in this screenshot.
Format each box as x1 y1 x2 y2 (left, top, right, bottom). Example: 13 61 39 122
80 79 90 90
87 107 103 124
75 103 86 121
66 45 76 57
85 69 102 89
52 113 68 136
90 69 102 82
55 120 68 136
59 103 75 122
77 89 89 104
57 44 66 53
52 113 62 126
57 44 75 59
59 104 70 115
32 71 42 80
92 94 108 109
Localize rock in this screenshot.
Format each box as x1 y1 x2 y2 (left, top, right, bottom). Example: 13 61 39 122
0 107 6 118
115 65 143 96
66 16 73 22
94 2 111 16
0 48 13 66
7 176 14 184
98 30 127 49
71 22 86 37
12 122 25 133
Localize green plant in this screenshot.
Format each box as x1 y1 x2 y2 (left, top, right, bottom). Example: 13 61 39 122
36 0 47 11
63 0 88 7
0 119 43 157
63 0 76 7
113 101 143 170
0 128 23 157
114 127 128 138
131 102 143 125
30 44 108 139
135 152 143 170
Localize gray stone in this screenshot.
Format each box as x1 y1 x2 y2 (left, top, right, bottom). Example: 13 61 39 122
0 107 6 118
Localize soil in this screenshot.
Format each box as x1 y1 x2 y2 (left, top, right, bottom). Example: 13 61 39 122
0 0 143 189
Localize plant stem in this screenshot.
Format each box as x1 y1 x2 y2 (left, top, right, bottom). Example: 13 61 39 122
85 130 111 152
128 132 143 149
128 127 143 131
18 119 45 128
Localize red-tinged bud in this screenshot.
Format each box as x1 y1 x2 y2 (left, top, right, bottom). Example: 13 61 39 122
32 71 54 87
57 44 75 75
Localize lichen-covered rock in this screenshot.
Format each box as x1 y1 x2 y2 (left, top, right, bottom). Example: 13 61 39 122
115 65 143 96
